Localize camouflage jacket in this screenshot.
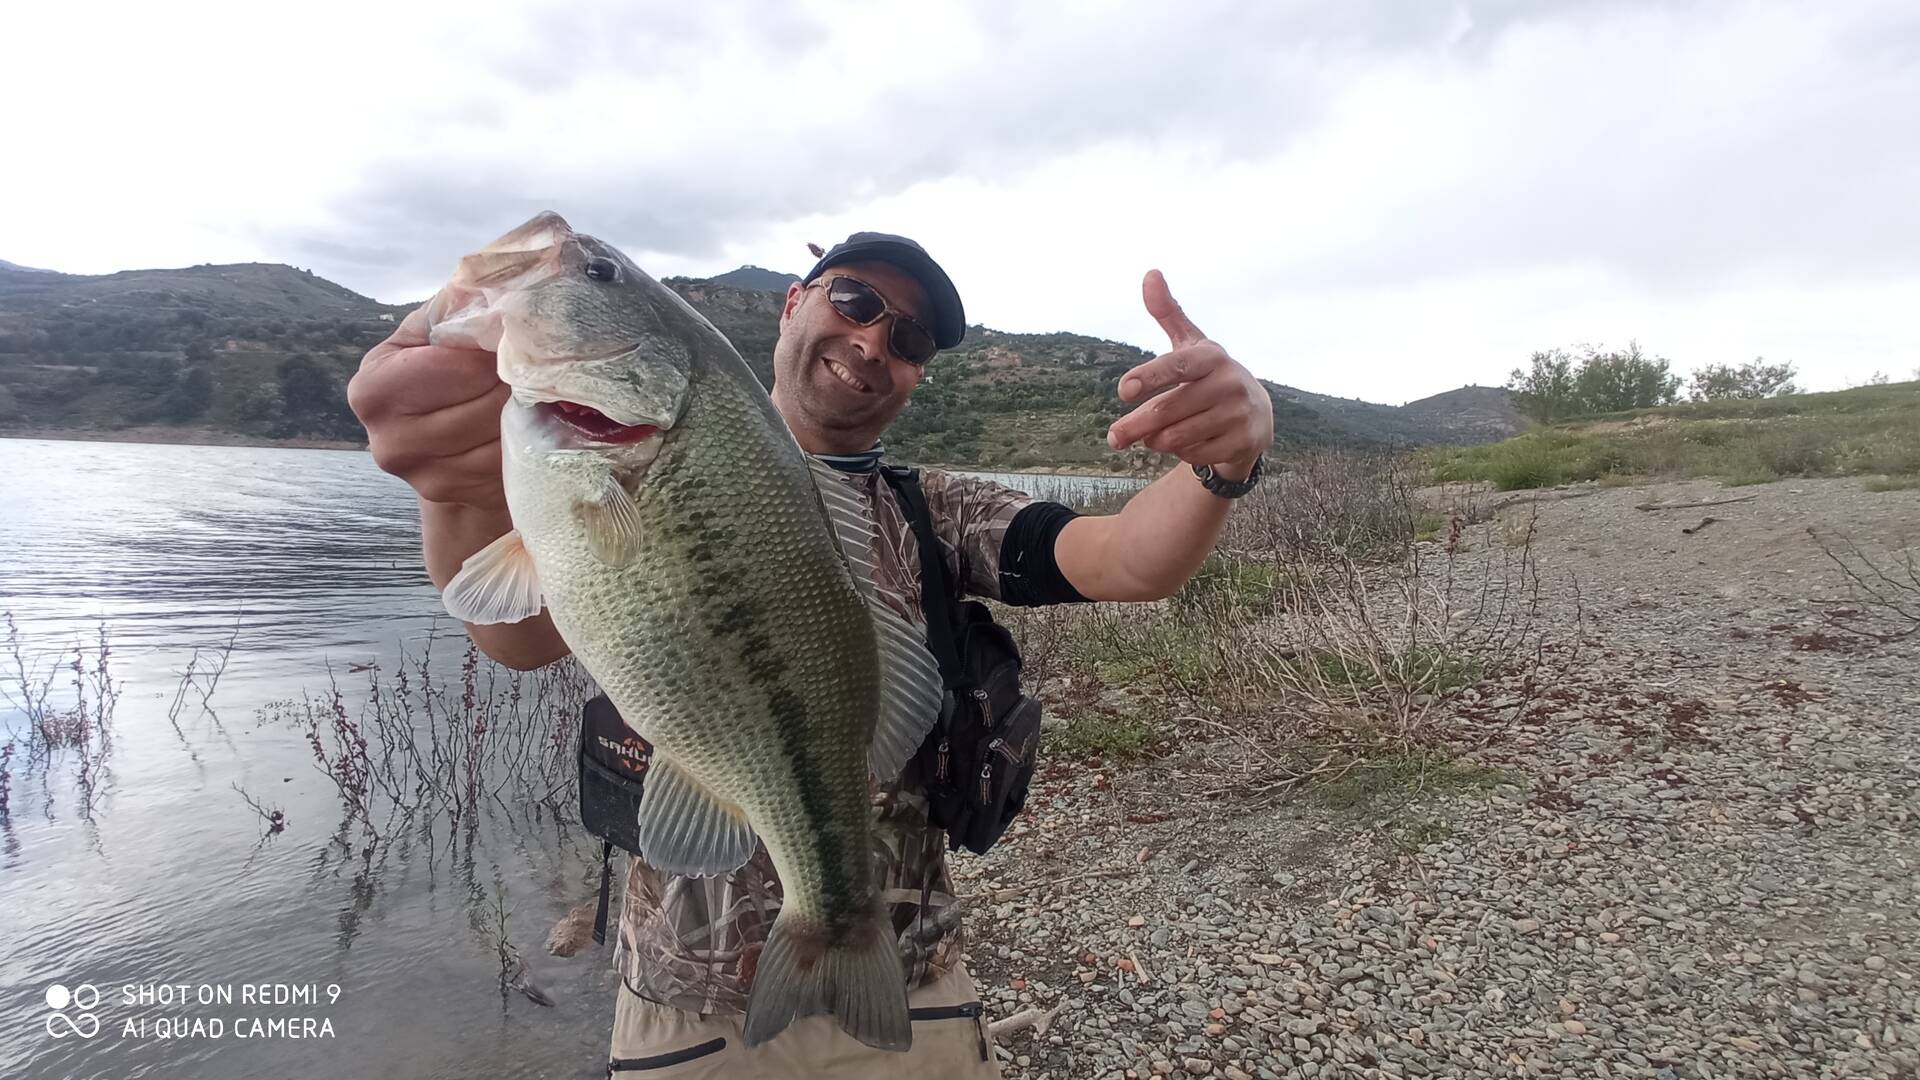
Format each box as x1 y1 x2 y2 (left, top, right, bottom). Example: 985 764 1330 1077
611 464 1039 1014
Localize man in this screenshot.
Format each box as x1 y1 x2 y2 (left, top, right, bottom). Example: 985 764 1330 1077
348 232 1273 1077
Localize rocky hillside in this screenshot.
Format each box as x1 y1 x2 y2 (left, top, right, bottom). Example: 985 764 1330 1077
0 260 1520 464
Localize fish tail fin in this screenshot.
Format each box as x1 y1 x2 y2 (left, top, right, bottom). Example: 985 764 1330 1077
742 909 910 1052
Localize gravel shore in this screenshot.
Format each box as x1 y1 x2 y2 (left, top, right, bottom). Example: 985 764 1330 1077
961 476 1920 1079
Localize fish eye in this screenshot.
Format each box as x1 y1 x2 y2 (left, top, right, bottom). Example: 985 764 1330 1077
585 257 620 283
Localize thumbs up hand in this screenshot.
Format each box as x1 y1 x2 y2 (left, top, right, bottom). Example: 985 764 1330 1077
1104 271 1274 480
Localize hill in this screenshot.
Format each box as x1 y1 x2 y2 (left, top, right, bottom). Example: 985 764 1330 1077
704 265 799 292
0 259 56 274
1429 382 1920 490
0 261 1520 465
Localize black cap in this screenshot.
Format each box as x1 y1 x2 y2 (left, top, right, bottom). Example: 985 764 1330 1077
801 232 965 350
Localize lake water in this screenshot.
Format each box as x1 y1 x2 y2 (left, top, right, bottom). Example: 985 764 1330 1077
0 438 1131 1080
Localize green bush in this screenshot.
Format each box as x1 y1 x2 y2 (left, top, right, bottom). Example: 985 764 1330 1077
1484 437 1569 490
1426 383 1920 488
1751 424 1829 475
1176 554 1285 610
1053 712 1157 759
1863 428 1920 476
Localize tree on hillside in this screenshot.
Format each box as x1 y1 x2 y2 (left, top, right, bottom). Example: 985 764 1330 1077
278 354 336 414
276 354 359 438
1506 349 1579 423
1508 342 1680 423
1688 357 1798 401
1574 341 1680 414
233 384 283 429
163 365 214 421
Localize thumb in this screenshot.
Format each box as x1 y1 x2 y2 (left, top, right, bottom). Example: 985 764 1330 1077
1143 269 1205 348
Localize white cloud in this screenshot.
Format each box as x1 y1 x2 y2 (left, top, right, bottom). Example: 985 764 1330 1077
3 0 1914 400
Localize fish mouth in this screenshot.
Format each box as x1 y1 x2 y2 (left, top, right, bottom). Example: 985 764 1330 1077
536 400 662 445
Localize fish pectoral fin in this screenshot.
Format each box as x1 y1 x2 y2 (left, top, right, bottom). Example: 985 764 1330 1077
580 471 645 567
867 602 943 781
634 755 758 877
442 529 546 625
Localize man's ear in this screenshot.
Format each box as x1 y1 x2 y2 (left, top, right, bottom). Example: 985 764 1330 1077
780 281 805 329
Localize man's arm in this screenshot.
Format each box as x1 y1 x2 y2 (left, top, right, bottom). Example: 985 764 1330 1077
419 498 571 670
1053 270 1274 603
349 306 570 671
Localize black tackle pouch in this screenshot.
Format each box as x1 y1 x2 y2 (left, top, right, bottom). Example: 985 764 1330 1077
881 466 1043 856
579 692 653 945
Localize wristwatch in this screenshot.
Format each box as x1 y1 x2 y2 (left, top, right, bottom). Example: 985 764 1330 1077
1192 455 1264 499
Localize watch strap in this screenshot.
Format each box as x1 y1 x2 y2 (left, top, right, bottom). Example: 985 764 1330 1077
1192 455 1264 498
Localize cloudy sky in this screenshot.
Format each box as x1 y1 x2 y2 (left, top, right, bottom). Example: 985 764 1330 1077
4 0 1915 402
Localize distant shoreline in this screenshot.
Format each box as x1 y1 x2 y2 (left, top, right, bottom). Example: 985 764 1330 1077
0 427 1140 478
0 426 365 452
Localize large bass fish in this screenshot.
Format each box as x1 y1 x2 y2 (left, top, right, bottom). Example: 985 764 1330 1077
426 212 941 1051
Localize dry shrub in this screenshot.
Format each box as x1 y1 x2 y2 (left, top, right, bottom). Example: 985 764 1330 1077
2 613 120 818
1008 449 1562 788
1810 527 1919 640
263 633 594 839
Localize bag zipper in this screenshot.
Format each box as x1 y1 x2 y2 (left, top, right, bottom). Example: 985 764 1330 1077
989 736 1023 765
934 736 950 782
970 687 994 730
978 759 993 804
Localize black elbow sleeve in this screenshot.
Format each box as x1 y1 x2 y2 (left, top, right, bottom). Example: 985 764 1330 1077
997 502 1090 607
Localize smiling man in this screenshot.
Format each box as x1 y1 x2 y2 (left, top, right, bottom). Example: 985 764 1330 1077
349 231 1273 1077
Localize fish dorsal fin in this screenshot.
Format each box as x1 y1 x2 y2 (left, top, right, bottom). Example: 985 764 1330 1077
865 601 943 780
634 754 759 876
806 456 880 579
804 458 943 781
580 470 645 567
443 529 545 625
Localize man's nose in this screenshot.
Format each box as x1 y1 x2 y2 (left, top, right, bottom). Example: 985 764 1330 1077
848 319 895 366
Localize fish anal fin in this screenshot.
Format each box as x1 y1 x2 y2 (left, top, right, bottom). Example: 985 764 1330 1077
635 755 758 876
442 529 545 625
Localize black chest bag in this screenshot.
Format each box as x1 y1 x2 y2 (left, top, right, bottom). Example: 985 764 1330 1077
878 465 1044 858
576 466 1043 944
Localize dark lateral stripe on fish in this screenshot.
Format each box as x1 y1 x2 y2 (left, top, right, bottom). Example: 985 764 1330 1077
663 501 867 929
762 681 864 929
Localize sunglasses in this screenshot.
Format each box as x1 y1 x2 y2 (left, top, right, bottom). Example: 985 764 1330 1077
805 274 938 366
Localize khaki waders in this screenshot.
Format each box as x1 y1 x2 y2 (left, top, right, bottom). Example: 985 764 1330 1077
608 962 1004 1078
